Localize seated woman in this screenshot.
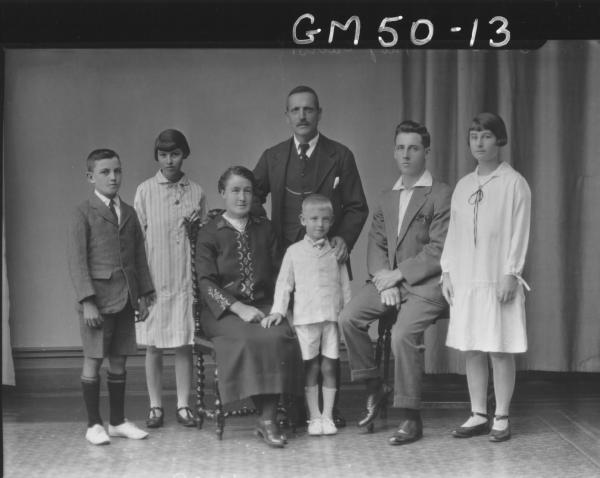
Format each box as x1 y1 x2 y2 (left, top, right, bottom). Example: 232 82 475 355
195 166 304 448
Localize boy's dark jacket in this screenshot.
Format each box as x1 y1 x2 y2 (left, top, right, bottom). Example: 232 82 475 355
68 193 154 313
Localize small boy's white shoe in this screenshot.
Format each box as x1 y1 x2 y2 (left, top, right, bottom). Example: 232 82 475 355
85 424 110 445
321 417 338 435
108 419 149 440
307 418 323 436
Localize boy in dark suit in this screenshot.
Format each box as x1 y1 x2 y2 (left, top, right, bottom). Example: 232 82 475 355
68 149 155 445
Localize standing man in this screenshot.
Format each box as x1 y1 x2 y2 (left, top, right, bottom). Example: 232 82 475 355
253 85 369 427
340 120 451 445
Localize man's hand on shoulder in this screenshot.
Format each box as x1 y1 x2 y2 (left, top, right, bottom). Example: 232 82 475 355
330 236 349 263
372 268 403 292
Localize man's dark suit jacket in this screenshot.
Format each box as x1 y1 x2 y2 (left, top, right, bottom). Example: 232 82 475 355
252 134 368 253
67 193 154 314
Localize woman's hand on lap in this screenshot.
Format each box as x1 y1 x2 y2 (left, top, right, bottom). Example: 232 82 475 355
230 302 266 323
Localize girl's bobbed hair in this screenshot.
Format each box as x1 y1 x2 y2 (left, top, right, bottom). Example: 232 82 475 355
468 112 508 147
154 129 190 160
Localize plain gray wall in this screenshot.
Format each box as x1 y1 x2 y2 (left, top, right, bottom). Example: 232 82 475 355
5 49 418 348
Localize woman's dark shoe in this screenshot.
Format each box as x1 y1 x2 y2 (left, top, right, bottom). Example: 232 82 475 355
489 415 511 442
146 407 164 428
255 419 286 448
357 384 393 428
176 407 197 427
451 412 490 438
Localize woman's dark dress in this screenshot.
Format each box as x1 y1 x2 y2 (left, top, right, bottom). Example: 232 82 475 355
195 213 304 404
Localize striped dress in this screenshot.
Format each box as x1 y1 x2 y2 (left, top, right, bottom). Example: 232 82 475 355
134 170 206 348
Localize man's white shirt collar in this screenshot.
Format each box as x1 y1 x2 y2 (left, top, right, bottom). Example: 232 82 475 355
293 133 320 158
392 170 433 190
95 190 120 208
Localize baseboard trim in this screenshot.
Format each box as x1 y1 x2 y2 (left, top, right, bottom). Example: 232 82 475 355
12 346 182 369
13 346 151 360
12 344 350 368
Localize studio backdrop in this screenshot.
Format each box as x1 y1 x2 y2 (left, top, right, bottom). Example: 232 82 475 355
3 42 599 383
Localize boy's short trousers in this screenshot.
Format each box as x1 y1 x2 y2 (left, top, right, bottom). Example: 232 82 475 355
294 322 339 360
79 302 137 358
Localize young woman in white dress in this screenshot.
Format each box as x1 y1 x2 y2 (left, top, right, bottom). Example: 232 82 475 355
441 113 531 442
134 129 206 428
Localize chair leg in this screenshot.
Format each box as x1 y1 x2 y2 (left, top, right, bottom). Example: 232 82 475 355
374 335 384 369
195 344 205 429
381 326 392 420
277 395 291 430
366 326 385 433
214 367 225 440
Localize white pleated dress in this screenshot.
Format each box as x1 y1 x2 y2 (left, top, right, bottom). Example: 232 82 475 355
134 171 206 348
441 162 531 353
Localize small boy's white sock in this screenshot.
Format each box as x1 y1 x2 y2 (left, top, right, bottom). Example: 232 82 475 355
321 387 337 420
305 386 321 419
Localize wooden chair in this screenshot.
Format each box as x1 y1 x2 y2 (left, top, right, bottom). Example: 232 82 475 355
184 211 256 440
367 309 397 432
370 308 493 432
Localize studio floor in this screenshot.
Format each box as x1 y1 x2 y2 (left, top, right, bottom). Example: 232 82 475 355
3 367 600 478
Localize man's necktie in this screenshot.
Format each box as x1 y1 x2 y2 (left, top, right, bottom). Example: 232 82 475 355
299 143 309 176
108 199 119 224
299 143 310 160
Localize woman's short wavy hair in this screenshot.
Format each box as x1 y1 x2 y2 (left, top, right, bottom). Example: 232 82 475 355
217 166 256 194
468 112 508 147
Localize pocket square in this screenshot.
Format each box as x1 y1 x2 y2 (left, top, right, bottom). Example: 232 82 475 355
333 176 340 189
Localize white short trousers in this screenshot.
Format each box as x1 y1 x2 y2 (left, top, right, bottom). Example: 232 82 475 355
294 322 339 360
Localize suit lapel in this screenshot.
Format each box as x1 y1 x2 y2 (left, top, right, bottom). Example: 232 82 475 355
313 136 337 192
119 202 132 230
90 193 118 226
272 139 294 205
382 190 400 259
396 187 430 246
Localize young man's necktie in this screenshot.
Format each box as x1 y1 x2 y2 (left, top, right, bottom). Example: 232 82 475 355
108 199 119 224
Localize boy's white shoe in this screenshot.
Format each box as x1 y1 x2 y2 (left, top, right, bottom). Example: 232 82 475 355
108 419 149 440
321 417 338 435
85 424 111 445
307 418 323 436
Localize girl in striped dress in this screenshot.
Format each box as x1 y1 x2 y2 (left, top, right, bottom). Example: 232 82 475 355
134 129 206 428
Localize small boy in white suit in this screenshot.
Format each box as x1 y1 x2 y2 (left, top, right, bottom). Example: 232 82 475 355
262 194 351 436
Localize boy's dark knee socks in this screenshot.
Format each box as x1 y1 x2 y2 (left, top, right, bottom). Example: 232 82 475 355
107 371 126 426
81 375 102 427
